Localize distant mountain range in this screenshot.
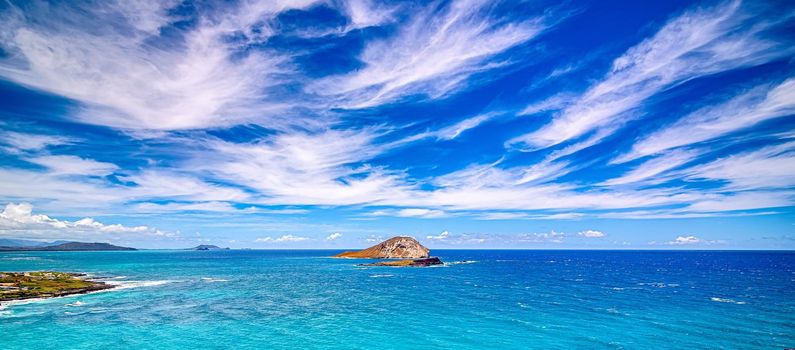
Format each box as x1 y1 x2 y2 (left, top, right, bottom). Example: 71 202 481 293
0 239 71 247
0 240 136 251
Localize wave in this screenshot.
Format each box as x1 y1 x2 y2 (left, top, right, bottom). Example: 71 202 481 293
448 260 477 265
638 282 678 288
0 256 42 261
201 277 228 283
369 274 394 278
65 301 85 307
710 297 747 305
105 280 178 290
0 279 176 314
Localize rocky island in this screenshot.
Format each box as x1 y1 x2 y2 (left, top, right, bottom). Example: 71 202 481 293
187 245 230 250
335 236 443 266
0 271 114 303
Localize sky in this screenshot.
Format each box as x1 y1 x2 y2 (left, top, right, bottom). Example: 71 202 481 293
0 0 793 249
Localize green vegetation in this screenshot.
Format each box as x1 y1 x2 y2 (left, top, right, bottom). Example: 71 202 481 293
0 271 112 301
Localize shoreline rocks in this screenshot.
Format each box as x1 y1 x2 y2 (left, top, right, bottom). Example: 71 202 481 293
360 257 443 267
0 271 114 303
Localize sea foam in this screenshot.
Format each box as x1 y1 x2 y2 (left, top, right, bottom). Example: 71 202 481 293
710 297 747 305
105 280 178 290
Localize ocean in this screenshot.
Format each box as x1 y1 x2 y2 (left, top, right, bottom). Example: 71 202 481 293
1 250 793 349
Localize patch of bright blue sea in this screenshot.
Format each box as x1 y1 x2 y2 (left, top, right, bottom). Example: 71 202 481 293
1 250 793 349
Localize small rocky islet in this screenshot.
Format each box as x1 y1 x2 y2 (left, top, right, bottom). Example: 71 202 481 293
334 236 443 267
0 271 113 303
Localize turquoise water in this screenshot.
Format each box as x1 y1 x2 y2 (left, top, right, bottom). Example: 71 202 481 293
1 250 793 349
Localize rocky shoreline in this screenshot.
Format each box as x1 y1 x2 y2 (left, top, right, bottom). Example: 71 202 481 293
360 257 444 267
0 271 115 303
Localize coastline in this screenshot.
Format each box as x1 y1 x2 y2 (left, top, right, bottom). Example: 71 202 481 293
0 272 115 307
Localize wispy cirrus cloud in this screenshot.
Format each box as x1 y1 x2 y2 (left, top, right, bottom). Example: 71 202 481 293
0 131 75 154
313 0 550 108
369 208 447 218
188 128 413 206
26 155 119 176
510 0 792 149
617 78 795 162
683 141 795 192
0 0 320 130
601 150 700 186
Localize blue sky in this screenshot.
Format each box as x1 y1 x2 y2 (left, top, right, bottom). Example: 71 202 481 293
0 0 793 249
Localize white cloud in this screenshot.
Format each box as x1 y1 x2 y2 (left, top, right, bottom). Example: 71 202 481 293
0 202 168 239
132 201 238 213
0 131 74 153
313 0 548 108
255 234 310 243
667 235 708 245
326 232 343 241
434 113 497 140
364 235 384 243
26 155 119 176
0 1 319 130
0 168 125 210
510 1 791 149
516 231 564 243
343 0 396 29
131 202 308 215
120 170 250 202
602 150 699 186
619 78 795 162
683 141 795 191
474 212 530 220
426 230 449 240
367 208 446 218
189 129 412 206
578 229 605 238
395 208 446 218
518 93 573 116
685 191 794 213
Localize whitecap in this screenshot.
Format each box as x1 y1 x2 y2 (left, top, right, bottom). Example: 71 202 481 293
105 280 178 290
65 301 84 307
201 277 228 283
710 297 747 305
448 260 477 265
0 298 43 311
369 274 394 278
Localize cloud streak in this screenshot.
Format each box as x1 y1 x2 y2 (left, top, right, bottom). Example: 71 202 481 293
313 0 549 108
511 0 791 149
0 1 319 130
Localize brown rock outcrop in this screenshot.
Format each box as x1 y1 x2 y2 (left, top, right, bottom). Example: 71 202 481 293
334 236 430 259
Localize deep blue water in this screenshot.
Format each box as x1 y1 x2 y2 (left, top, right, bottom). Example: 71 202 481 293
1 250 793 349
